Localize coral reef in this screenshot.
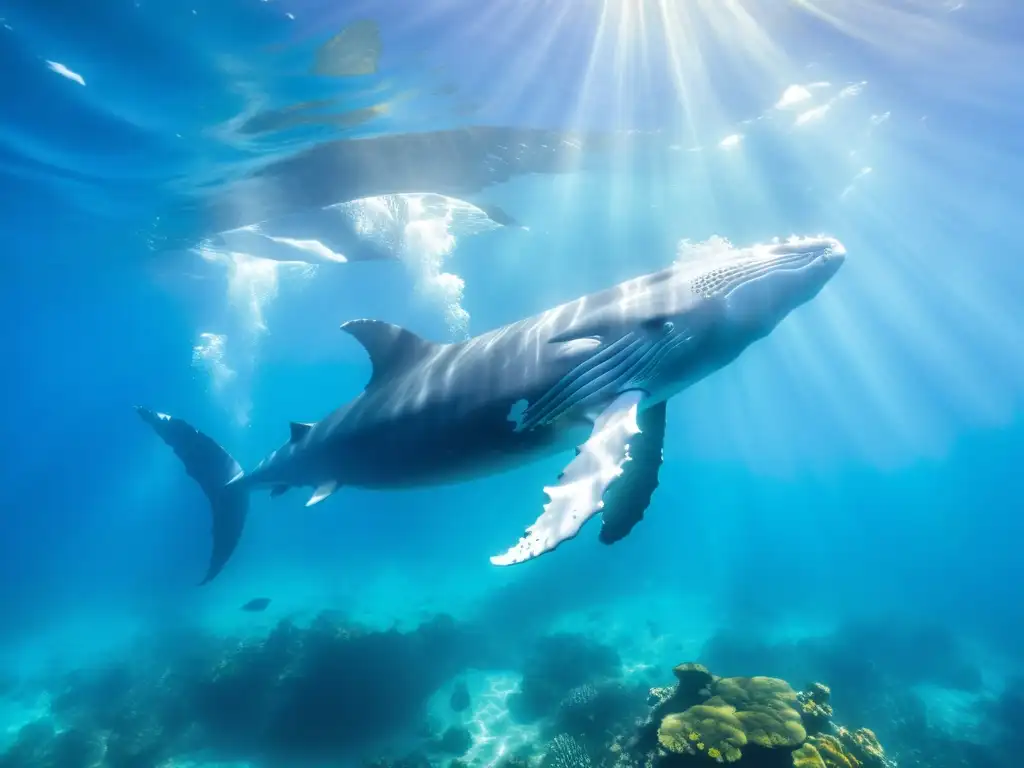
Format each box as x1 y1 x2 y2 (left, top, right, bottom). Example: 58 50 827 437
622 662 893 768
654 676 805 762
672 664 715 701
561 683 600 712
697 619 1014 768
0 612 494 767
450 679 471 713
0 720 107 768
503 639 650 760
806 727 889 768
554 683 600 733
797 684 833 736
551 679 649 754
508 633 622 723
436 726 473 756
713 677 807 748
658 703 748 762
0 627 909 768
791 743 826 768
546 733 593 768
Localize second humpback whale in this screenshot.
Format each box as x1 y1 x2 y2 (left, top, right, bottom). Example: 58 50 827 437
198 192 520 266
138 235 846 583
148 126 650 253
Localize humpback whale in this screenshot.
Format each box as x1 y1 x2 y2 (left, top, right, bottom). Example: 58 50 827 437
149 126 654 252
199 192 519 266
138 235 845 583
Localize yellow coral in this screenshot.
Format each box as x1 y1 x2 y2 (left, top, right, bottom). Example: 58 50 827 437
792 743 827 768
707 747 722 761
844 728 889 768
673 662 716 696
658 705 747 762
804 727 889 768
808 735 857 768
657 713 692 755
674 662 712 679
711 677 807 750
850 729 884 760
714 676 800 710
798 682 834 732
658 675 805 763
735 707 806 748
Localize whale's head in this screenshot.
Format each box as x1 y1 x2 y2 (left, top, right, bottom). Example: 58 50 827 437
690 235 846 336
630 235 844 399
650 235 843 382
609 236 845 397
515 236 845 432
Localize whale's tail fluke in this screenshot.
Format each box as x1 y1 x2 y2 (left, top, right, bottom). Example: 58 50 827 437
135 406 248 585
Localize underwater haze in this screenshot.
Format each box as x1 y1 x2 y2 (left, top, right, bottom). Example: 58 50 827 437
2 1 1024 768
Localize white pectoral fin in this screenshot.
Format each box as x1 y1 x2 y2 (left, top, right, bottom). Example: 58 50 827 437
490 389 646 566
598 400 666 544
306 481 338 507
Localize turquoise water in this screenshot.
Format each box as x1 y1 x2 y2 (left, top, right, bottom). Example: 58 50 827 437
2 2 1023 767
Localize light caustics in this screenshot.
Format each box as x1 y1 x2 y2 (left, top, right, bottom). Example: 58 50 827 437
326 0 1022 469
545 0 1024 468
459 673 540 768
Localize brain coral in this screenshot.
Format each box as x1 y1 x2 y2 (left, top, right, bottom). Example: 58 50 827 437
657 676 805 763
712 676 807 749
658 704 747 763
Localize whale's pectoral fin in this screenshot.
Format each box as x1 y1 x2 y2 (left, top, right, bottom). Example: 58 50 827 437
490 389 647 566
306 481 339 507
598 400 666 544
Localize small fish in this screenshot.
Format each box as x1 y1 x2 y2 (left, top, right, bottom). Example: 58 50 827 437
241 597 271 612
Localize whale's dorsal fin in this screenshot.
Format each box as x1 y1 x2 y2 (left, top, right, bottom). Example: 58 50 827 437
289 422 314 442
340 319 439 387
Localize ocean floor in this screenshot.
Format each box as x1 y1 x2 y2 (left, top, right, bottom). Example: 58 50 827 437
0 588 1019 768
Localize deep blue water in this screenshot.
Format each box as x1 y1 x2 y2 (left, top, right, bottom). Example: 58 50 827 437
2 1 1024 767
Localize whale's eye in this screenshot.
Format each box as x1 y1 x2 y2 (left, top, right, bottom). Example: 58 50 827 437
641 317 673 334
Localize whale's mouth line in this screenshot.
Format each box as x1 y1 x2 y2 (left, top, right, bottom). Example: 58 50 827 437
722 250 822 299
